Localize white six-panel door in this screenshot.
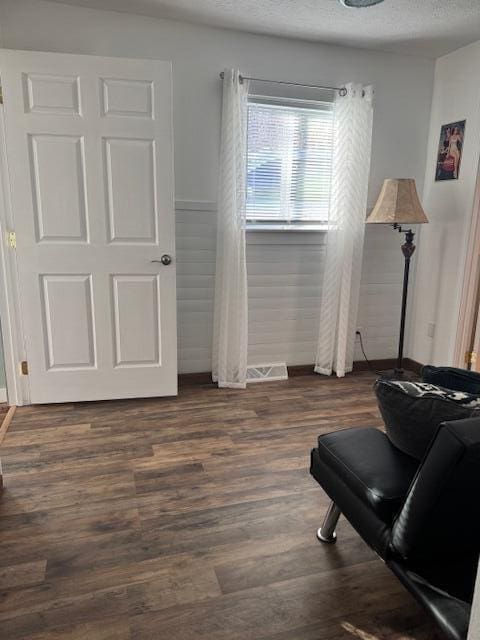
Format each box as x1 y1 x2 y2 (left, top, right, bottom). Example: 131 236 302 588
0 50 177 403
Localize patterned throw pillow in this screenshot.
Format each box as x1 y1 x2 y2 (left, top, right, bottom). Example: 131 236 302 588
389 381 480 407
374 379 480 460
422 365 480 394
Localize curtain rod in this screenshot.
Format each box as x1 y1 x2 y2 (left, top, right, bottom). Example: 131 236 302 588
219 72 347 96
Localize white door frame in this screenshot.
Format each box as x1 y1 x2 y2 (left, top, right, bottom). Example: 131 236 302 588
0 102 30 406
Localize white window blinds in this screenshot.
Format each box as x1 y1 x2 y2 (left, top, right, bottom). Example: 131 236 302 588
246 99 334 227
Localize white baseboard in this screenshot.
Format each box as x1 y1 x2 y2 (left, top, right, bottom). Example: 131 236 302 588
0 388 7 403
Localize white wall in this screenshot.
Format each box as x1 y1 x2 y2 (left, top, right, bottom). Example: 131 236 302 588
411 40 480 366
469 563 480 640
0 0 434 372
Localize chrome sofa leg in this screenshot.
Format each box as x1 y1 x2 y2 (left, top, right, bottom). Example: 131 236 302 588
317 501 341 544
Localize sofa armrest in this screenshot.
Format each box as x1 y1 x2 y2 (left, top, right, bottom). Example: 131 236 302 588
422 365 480 395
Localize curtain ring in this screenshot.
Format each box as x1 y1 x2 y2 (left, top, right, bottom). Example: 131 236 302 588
219 71 244 84
339 87 347 97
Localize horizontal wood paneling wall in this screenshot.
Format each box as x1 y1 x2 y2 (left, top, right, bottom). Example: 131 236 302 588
176 204 216 374
176 203 404 374
247 232 324 367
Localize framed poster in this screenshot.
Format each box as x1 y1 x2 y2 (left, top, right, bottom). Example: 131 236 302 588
435 120 466 181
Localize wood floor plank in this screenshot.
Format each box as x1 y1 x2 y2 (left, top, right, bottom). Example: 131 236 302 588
25 617 132 640
0 372 440 639
2 424 97 447
0 559 47 590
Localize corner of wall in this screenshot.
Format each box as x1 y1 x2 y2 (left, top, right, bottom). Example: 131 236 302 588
408 39 480 367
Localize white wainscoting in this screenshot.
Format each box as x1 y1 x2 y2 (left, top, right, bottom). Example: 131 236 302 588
175 202 404 374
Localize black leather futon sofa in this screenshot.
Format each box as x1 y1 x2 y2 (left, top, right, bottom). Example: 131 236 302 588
310 366 480 640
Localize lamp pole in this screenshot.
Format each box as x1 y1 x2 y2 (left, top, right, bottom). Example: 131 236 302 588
394 224 416 376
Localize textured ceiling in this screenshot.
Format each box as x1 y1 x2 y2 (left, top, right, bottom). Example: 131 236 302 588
49 0 480 58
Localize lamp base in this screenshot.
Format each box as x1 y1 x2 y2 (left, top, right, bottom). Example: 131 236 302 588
378 368 415 381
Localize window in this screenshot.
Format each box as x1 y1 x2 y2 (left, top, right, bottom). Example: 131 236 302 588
246 97 334 230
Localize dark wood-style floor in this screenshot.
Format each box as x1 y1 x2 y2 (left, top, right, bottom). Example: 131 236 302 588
0 372 439 639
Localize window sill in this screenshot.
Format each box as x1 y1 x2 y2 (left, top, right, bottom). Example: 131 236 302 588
246 223 328 232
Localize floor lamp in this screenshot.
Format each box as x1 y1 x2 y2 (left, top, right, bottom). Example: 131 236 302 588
366 179 428 378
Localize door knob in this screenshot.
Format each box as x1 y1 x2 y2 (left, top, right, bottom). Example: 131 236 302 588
151 254 172 266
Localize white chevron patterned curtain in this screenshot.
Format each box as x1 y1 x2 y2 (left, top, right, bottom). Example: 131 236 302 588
212 69 250 388
315 83 374 378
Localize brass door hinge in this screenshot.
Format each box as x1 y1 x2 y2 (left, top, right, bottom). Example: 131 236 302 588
8 231 16 248
465 351 477 366
20 360 28 375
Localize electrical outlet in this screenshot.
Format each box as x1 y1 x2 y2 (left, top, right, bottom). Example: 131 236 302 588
427 322 436 338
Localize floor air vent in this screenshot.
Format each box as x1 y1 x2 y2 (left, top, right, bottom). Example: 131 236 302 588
246 363 288 383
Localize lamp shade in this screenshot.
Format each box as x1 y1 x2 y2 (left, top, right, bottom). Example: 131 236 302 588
366 179 428 225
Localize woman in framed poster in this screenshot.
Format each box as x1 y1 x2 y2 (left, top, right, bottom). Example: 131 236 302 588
436 120 466 181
